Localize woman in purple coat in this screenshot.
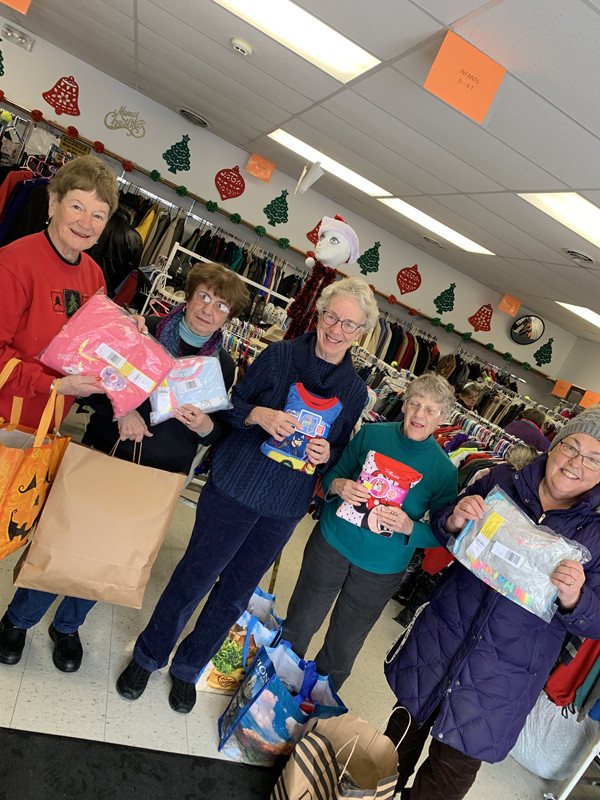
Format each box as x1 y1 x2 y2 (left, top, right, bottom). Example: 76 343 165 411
384 406 600 800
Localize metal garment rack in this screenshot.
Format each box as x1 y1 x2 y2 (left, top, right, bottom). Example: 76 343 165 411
543 733 600 799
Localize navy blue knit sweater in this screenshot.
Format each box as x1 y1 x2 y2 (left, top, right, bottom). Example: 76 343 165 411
210 332 367 519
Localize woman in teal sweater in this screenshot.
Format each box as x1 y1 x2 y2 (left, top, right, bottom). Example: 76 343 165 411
282 373 458 690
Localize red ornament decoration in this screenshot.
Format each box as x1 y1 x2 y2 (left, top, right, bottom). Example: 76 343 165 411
66 125 79 139
93 141 105 154
31 109 43 123
396 264 421 295
0 90 5 102
214 165 245 201
408 308 418 316
468 303 493 332
388 294 397 305
42 75 81 116
121 159 133 173
306 220 321 245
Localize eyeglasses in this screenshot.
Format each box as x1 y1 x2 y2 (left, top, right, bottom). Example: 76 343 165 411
193 291 230 315
557 441 600 471
321 310 363 334
405 400 443 417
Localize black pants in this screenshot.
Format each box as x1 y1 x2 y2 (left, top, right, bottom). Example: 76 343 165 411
385 704 481 800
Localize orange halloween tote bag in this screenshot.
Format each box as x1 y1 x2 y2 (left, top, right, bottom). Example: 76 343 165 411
0 358 69 561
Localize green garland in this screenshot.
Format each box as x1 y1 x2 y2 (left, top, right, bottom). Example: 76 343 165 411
255 225 266 237
445 323 455 333
230 213 241 224
485 343 494 351
150 170 161 182
502 352 513 362
176 185 188 197
430 317 441 327
206 200 219 213
521 362 531 371
278 237 290 249
461 331 472 342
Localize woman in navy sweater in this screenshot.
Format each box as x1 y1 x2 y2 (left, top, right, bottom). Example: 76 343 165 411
116 276 378 713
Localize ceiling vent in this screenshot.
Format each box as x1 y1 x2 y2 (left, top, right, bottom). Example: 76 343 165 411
562 247 597 265
177 108 211 129
423 235 444 248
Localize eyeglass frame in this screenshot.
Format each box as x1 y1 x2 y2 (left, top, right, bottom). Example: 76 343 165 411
404 399 443 417
320 310 364 334
191 290 230 316
557 440 600 471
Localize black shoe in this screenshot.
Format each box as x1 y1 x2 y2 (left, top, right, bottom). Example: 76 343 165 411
394 607 415 628
49 624 83 673
117 658 151 700
0 613 26 665
168 671 196 714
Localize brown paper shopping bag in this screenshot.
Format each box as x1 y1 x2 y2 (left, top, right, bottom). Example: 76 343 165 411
270 713 401 800
0 358 69 561
14 441 185 608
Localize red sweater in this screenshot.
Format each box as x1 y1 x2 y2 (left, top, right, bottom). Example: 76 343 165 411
0 231 106 428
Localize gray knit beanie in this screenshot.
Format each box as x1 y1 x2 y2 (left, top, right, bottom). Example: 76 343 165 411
551 406 600 449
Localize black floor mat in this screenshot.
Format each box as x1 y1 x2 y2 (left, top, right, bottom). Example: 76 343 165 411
0 726 282 799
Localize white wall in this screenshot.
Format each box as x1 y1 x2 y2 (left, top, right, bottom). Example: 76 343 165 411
0 13 593 401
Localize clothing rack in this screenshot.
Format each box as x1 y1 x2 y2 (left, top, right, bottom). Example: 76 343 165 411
448 407 524 455
454 346 527 385
351 343 413 382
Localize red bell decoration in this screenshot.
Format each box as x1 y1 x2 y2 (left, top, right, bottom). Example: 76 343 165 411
214 165 245 201
306 220 321 245
42 75 81 116
396 264 421 295
468 303 493 332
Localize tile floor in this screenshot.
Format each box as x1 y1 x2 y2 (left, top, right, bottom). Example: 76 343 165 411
0 408 597 799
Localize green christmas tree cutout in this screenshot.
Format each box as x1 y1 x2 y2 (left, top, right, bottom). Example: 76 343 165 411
534 337 553 367
163 134 191 174
263 190 289 225
433 283 456 314
358 242 381 275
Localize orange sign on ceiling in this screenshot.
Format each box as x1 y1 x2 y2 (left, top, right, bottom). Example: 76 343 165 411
246 153 276 183
551 380 571 399
424 31 506 124
0 0 31 12
498 294 521 317
580 390 600 409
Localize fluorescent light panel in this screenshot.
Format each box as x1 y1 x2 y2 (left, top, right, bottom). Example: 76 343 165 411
379 197 495 254
268 129 391 197
210 0 380 82
519 192 600 250
556 301 600 330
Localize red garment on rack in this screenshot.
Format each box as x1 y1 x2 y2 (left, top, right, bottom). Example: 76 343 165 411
545 638 600 707
0 170 34 223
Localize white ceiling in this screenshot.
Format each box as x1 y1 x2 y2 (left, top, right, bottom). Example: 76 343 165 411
6 0 600 343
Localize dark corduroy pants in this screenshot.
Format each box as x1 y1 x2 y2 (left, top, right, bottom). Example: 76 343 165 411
385 704 482 800
134 477 300 683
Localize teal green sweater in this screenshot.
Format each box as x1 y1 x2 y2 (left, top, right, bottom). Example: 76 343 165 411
321 422 457 574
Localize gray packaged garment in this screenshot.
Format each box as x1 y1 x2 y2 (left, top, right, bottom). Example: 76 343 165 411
450 485 590 622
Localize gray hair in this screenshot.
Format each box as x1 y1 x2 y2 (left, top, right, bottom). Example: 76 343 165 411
404 373 455 416
316 277 378 333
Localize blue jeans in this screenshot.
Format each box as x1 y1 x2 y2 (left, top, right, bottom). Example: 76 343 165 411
134 477 301 683
7 588 96 634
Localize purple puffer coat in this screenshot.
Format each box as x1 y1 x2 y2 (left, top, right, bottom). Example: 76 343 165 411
384 455 600 763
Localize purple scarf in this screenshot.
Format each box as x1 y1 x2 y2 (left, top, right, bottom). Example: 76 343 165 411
154 304 223 357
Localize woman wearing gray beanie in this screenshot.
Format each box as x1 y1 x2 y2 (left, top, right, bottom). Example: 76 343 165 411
385 405 600 800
